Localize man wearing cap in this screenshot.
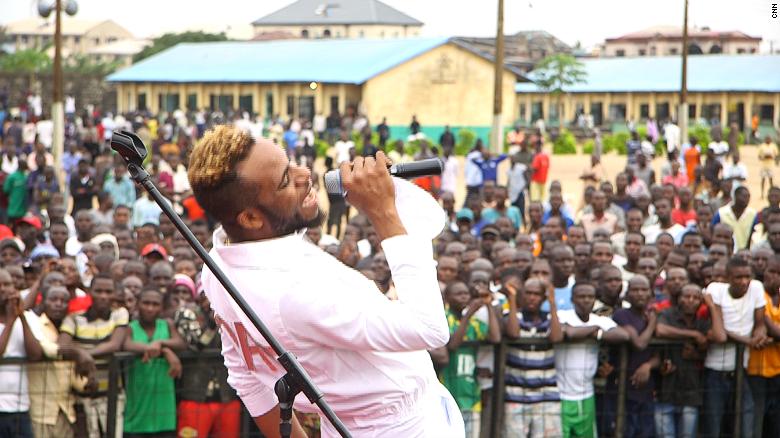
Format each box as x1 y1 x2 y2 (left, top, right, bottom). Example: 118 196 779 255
456 209 475 236
0 239 23 267
479 225 501 259
14 216 42 258
141 243 168 268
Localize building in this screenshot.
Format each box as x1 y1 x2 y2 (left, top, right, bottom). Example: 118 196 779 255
455 31 572 72
602 25 761 57
514 54 780 137
4 17 134 56
251 0 423 40
107 37 523 141
86 39 151 68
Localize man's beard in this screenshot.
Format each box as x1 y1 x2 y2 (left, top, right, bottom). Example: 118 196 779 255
263 207 326 237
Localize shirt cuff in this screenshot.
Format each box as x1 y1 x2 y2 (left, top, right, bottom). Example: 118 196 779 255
381 234 433 268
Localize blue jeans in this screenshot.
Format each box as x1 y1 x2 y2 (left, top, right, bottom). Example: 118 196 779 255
702 369 754 438
623 399 654 438
653 403 698 438
0 411 33 438
747 374 780 438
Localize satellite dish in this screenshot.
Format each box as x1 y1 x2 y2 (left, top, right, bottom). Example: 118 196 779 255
37 0 54 17
64 0 78 16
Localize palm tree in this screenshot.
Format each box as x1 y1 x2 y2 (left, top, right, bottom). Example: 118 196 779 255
0 47 52 90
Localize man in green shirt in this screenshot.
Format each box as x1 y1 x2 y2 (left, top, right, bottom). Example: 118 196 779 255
435 271 501 438
3 160 28 221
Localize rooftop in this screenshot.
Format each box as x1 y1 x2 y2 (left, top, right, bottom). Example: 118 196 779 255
110 37 511 84
4 18 125 36
606 25 761 42
515 54 780 93
252 0 423 26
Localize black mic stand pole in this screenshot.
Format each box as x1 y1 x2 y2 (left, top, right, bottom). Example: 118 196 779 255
111 131 351 438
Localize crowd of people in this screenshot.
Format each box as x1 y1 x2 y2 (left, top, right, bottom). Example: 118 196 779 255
0 101 779 438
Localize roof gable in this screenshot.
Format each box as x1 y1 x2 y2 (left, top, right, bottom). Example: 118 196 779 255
253 0 422 26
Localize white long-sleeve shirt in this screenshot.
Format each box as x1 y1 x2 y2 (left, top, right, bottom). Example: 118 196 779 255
202 179 460 436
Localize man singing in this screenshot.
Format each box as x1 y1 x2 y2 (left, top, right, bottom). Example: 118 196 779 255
188 126 463 437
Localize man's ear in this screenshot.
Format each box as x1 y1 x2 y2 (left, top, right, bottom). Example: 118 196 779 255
236 207 266 231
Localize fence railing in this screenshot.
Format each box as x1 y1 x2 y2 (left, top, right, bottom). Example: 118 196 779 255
0 340 749 438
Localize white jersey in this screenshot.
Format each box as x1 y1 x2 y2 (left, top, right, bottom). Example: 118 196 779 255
202 179 463 437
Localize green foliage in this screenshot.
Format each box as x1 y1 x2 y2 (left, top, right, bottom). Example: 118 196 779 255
603 131 630 155
689 124 711 152
582 139 595 155
532 54 588 97
133 31 229 62
0 48 51 73
455 129 477 156
552 129 577 154
655 139 666 157
314 139 330 158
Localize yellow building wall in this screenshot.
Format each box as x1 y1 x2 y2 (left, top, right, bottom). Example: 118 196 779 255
361 43 517 129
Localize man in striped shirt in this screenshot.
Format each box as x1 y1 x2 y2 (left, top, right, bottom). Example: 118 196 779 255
501 270 562 437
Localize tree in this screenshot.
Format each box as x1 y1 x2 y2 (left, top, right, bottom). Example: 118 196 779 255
64 54 121 76
0 47 52 88
134 31 229 62
532 54 587 129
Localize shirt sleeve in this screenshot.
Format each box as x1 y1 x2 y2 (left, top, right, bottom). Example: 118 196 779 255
598 315 618 331
111 308 129 327
60 315 76 336
281 234 449 352
219 321 278 417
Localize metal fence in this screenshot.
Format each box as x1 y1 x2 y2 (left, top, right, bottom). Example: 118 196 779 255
0 340 752 438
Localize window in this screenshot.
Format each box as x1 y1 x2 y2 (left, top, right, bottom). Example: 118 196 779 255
656 102 670 121
94 37 101 45
750 48 757 53
186 93 197 111
209 95 233 113
74 36 80 44
266 92 274 117
737 48 746 54
590 103 603 126
519 103 527 121
640 104 650 119
286 95 295 116
323 29 331 38
688 104 696 120
709 44 722 54
608 104 627 122
239 95 253 114
531 101 544 122
638 49 646 56
20 35 28 44
359 30 365 37
616 49 625 57
669 48 678 55
159 93 180 112
702 104 721 123
301 29 309 38
330 96 339 114
759 104 774 122
650 46 657 55
137 93 147 111
108 37 117 43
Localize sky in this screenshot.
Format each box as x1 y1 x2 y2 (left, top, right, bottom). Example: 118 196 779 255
1 0 778 51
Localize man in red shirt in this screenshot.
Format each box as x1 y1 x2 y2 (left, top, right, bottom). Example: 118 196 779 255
671 186 697 226
530 142 550 201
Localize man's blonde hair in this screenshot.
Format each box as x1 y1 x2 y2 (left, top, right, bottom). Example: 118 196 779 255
188 125 257 224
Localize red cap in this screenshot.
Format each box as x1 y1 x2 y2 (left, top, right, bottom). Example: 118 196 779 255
16 216 43 230
141 243 168 258
0 225 13 240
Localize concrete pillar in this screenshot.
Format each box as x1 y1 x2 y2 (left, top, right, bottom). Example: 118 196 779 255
604 93 612 122
116 84 125 113
627 92 634 121
720 92 728 128
524 94 532 123
542 94 550 123
252 84 261 116
745 92 754 139
649 93 656 118
774 93 780 129
232 84 240 113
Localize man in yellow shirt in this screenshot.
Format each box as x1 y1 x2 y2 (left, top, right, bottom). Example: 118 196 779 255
758 136 778 198
746 255 780 438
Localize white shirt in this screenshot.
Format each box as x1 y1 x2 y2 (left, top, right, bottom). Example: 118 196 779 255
723 163 748 188
664 123 680 153
203 179 459 436
101 116 116 141
0 311 43 412
705 281 765 371
441 156 459 195
313 114 326 133
643 223 686 244
65 236 86 257
36 120 53 149
465 150 483 187
554 310 617 401
334 140 354 165
1 155 18 174
709 141 730 163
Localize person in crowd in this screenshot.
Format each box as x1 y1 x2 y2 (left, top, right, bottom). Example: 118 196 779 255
553 282 629 438
529 141 550 202
581 190 618 240
482 186 522 230
59 274 129 438
502 273 562 437
702 256 769 438
69 159 96 216
122 288 185 437
0 268 42 438
713 186 758 250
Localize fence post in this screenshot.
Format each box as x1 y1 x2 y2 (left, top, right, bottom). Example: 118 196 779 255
734 343 744 438
106 355 119 438
490 340 508 438
614 343 628 438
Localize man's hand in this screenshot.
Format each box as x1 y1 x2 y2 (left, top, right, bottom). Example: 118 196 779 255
465 299 483 316
142 341 162 363
339 151 406 240
597 362 614 377
163 349 182 378
630 362 652 388
75 351 97 379
4 290 22 320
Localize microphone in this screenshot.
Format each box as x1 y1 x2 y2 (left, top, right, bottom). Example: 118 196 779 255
324 158 444 196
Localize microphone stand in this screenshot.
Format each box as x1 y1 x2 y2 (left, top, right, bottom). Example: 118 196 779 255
111 131 351 438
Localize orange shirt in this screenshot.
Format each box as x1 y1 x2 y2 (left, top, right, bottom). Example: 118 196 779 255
747 293 780 377
684 146 700 184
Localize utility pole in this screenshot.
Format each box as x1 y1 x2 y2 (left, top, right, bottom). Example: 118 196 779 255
52 0 64 181
679 0 689 145
490 0 505 154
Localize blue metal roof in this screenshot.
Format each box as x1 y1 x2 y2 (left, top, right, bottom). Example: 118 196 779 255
107 37 451 84
515 54 780 93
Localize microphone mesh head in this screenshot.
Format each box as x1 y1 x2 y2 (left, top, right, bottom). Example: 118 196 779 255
323 170 343 196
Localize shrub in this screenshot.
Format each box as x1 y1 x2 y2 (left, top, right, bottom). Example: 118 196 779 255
655 139 667 157
552 129 577 155
455 129 477 156
689 124 711 151
582 139 595 155
605 131 630 155
314 139 330 158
